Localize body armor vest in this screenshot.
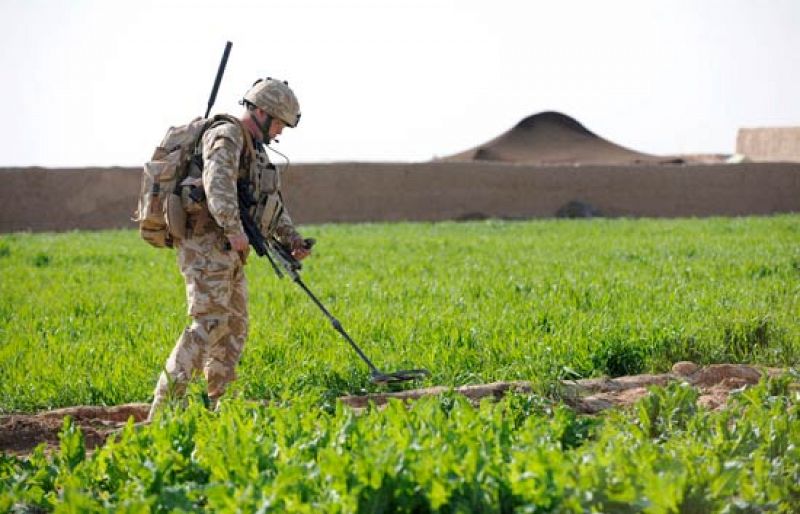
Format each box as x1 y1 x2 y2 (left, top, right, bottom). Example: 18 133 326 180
247 144 285 238
181 119 285 240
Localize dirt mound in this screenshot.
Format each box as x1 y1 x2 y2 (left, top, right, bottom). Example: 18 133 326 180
441 111 682 166
0 363 791 455
0 403 148 455
339 362 787 413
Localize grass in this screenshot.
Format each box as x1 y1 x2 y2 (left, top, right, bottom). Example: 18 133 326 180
0 215 798 413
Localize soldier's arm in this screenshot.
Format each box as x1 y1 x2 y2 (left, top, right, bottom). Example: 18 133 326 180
201 124 245 238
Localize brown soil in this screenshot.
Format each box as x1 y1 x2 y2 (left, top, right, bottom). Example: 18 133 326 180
0 403 149 456
0 362 790 456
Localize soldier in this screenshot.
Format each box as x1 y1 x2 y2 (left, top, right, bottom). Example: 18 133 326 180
148 78 310 421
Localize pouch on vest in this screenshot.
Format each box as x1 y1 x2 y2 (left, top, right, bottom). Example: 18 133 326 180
258 193 282 236
259 163 280 195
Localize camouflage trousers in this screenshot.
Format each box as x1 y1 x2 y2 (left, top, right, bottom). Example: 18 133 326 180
148 233 248 421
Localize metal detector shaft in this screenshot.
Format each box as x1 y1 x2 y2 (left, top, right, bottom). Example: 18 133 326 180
289 275 383 375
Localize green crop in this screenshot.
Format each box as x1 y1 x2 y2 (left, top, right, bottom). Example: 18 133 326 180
0 216 798 413
2 377 799 512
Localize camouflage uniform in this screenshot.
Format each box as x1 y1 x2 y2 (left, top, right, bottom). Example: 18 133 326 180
148 118 300 420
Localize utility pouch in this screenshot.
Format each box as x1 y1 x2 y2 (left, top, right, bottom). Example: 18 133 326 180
257 193 282 236
165 193 187 241
135 149 182 248
259 163 280 194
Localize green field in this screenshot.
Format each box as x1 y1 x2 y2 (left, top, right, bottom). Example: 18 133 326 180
1 217 798 412
1 216 799 511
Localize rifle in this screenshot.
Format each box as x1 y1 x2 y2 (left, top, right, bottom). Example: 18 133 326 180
236 178 312 279
236 186 430 385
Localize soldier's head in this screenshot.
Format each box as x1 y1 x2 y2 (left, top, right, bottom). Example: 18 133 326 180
241 78 301 143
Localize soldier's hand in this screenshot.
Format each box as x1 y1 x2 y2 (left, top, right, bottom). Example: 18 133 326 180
291 236 312 260
227 233 249 252
292 246 311 260
238 247 250 265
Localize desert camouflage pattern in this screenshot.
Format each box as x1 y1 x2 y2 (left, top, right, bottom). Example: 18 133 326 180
148 118 301 420
200 121 248 238
243 78 301 128
148 233 247 420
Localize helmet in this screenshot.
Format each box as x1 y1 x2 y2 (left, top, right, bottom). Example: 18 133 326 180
243 78 301 128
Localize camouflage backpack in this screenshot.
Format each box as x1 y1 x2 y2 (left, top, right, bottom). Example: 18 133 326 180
134 114 249 248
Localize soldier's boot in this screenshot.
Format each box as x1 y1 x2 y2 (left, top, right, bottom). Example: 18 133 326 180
205 359 235 411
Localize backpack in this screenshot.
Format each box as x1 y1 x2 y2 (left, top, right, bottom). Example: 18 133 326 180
134 114 249 248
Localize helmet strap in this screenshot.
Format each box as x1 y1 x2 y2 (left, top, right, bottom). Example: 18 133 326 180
249 110 274 144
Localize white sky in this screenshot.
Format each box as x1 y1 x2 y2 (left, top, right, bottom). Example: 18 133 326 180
2 0 799 166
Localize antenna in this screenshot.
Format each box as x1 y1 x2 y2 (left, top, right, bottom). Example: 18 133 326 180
204 41 233 118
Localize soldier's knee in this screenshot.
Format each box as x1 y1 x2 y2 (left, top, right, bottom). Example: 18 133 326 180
195 315 230 344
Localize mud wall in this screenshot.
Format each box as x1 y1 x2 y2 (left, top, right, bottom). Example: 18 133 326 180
737 127 800 162
1 162 799 232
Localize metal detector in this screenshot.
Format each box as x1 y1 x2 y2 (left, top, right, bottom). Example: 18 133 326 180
289 268 431 384
253 233 430 385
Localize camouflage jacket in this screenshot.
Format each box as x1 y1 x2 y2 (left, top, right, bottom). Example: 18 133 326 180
199 119 300 245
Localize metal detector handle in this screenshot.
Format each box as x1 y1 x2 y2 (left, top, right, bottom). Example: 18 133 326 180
266 237 315 279
204 41 232 118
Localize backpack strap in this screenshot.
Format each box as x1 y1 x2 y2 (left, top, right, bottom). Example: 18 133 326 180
211 114 256 173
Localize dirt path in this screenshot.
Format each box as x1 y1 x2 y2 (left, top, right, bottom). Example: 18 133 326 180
0 362 789 456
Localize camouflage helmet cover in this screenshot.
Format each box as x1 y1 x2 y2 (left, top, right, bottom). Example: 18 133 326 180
243 78 301 128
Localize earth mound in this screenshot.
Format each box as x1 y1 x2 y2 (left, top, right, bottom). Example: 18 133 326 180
0 362 792 455
441 111 684 166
